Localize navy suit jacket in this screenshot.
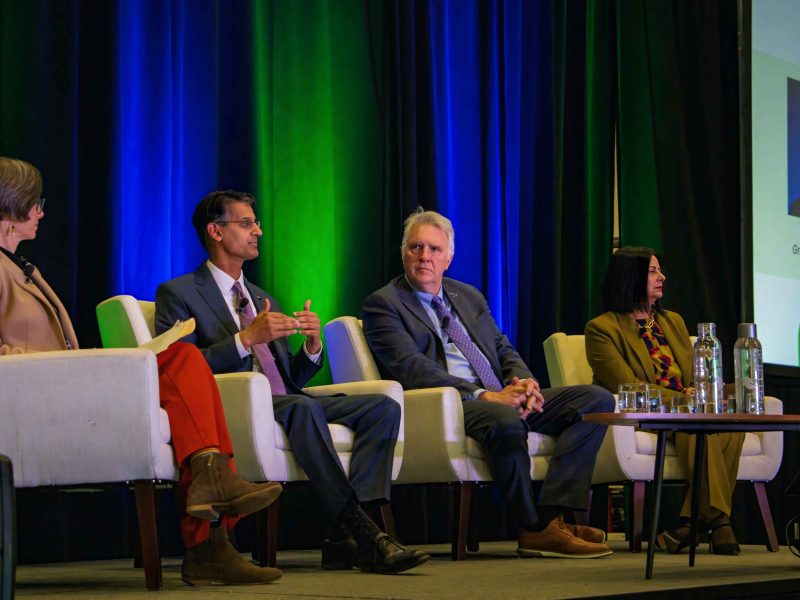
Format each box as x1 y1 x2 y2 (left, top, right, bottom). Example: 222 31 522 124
155 263 321 393
362 275 532 400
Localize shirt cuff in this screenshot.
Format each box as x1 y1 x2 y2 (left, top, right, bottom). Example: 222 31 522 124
471 388 487 401
235 332 250 359
303 340 322 364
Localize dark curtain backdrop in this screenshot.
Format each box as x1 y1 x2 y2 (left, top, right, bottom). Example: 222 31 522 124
1 0 608 382
616 0 742 376
3 0 794 561
548 0 616 343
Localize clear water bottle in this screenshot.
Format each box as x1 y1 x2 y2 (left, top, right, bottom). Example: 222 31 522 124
734 323 765 414
694 323 724 414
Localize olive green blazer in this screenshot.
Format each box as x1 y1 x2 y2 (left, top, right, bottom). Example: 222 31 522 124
584 309 693 399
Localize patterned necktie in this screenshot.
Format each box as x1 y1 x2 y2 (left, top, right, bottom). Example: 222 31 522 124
430 295 503 392
231 281 288 395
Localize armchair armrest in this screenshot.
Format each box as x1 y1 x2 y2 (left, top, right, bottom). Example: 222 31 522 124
394 387 466 484
304 380 405 444
213 372 277 482
0 349 174 487
304 380 403 404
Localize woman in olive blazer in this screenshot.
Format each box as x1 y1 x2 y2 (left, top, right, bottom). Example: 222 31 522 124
585 247 743 556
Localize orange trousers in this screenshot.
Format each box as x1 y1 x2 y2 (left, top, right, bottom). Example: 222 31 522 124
156 342 241 548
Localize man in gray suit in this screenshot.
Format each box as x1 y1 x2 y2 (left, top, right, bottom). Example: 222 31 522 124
362 209 615 559
155 190 428 574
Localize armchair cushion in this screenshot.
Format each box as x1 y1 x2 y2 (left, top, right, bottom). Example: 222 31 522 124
0 349 177 488
323 317 382 382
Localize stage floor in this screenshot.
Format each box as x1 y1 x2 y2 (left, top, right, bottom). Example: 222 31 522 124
13 540 800 599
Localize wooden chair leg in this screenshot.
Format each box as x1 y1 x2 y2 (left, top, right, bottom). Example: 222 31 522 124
466 484 480 552
630 480 645 553
260 498 279 567
253 510 264 564
133 481 162 591
753 481 779 552
451 482 473 561
379 504 397 537
0 456 16 600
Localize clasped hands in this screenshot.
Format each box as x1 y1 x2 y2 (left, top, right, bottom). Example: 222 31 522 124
480 376 544 420
240 299 322 354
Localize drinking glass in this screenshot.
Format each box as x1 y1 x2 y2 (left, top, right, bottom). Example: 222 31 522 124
647 386 664 413
618 383 648 413
670 391 696 413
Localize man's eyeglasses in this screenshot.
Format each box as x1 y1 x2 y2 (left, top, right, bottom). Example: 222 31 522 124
36 198 46 213
215 218 261 230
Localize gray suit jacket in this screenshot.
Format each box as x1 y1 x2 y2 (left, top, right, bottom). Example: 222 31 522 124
362 275 532 399
155 263 321 393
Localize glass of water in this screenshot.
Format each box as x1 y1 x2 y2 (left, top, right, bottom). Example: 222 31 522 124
647 385 664 413
670 391 697 413
618 383 649 413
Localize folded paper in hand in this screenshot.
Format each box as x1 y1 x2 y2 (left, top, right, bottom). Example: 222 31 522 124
138 318 196 355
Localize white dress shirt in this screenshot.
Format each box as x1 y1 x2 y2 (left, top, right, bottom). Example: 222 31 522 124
205 260 322 365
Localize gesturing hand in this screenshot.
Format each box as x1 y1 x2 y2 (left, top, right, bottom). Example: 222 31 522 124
240 298 300 348
294 299 322 354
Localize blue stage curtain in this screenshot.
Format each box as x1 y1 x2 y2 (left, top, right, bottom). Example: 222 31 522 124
2 0 601 376
113 0 221 298
391 0 556 348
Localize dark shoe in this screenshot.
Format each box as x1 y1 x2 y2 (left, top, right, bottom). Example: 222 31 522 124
187 452 282 520
517 516 613 559
358 533 429 574
182 526 282 586
655 523 709 554
322 535 358 570
567 523 607 544
708 517 740 556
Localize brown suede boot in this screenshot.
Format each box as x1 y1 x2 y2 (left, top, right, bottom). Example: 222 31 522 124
186 451 282 520
182 526 282 586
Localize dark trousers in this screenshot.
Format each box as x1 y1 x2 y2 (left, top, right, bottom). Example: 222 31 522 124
462 384 615 526
272 393 401 520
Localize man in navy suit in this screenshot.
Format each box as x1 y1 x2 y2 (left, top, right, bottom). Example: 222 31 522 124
362 209 615 559
155 190 427 574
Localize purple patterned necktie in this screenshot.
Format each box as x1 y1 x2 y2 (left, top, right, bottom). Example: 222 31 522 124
231 281 287 395
430 295 503 392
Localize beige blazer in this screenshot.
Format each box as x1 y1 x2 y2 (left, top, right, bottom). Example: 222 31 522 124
584 309 693 399
0 251 79 355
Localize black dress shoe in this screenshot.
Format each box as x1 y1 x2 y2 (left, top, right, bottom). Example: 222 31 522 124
322 535 358 570
358 533 429 574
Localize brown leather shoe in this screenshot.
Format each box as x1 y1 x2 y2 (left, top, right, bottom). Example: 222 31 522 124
186 452 282 520
182 526 282 585
568 523 607 544
518 516 613 559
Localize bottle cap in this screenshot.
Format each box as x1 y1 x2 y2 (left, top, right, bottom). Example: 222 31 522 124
698 322 716 336
737 323 757 339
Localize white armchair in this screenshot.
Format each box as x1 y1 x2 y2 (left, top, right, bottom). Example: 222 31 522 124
324 316 559 560
0 348 176 590
96 295 405 563
543 332 782 552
